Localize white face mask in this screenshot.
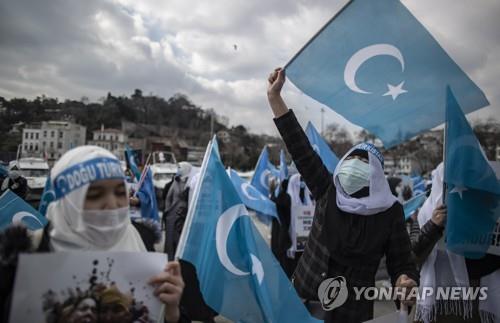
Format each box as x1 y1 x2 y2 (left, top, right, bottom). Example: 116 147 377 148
81 207 130 248
337 158 370 195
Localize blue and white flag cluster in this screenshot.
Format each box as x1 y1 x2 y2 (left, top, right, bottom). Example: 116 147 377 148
177 139 319 323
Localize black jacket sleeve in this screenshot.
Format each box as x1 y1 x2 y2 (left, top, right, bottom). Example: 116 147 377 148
274 110 333 200
410 219 444 268
385 204 420 286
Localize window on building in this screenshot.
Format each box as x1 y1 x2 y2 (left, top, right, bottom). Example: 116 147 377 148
29 144 33 151
42 141 46 147
24 144 28 151
43 130 47 137
51 131 55 138
35 133 39 140
59 131 63 139
30 133 33 139
51 153 54 158
35 144 38 151
25 132 28 139
50 142 54 148
57 142 62 149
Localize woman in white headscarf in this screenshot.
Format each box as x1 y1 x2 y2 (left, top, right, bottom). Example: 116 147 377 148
267 68 418 323
0 146 184 323
414 163 500 323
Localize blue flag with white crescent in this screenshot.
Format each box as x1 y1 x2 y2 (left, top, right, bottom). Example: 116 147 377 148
251 147 277 197
125 145 141 181
136 168 160 222
305 122 339 173
411 176 426 195
286 0 489 147
403 192 427 220
444 87 500 258
1 190 48 231
177 141 319 323
228 169 278 222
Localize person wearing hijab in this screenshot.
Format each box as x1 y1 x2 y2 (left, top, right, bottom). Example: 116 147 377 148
0 146 184 323
267 68 419 323
413 163 500 323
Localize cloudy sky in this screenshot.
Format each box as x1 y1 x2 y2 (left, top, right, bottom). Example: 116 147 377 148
0 0 499 138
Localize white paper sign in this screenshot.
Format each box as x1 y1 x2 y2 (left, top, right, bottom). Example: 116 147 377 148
10 252 167 323
290 204 315 253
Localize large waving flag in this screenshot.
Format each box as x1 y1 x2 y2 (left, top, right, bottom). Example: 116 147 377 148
125 145 141 181
177 140 319 323
444 87 500 258
286 0 489 147
251 147 278 196
305 122 339 173
1 190 48 230
228 169 278 221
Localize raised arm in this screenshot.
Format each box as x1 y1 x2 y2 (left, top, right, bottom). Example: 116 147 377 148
267 68 332 200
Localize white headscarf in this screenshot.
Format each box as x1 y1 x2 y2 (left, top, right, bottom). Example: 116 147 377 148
46 146 146 252
286 173 314 206
416 162 499 323
333 145 397 216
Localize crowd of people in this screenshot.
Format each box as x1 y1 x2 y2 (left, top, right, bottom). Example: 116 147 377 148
0 68 498 323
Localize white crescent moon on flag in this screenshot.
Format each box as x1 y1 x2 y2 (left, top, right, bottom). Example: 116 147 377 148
260 169 270 189
215 204 264 284
344 44 405 94
12 211 44 227
242 182 263 201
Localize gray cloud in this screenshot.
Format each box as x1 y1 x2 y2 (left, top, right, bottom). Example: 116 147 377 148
0 0 498 137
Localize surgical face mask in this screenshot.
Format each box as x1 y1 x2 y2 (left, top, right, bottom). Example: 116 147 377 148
81 207 129 248
337 158 370 195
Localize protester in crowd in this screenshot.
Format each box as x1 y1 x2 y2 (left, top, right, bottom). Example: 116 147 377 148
412 163 500 323
0 170 28 200
267 68 419 322
0 146 184 323
270 178 293 276
163 162 193 259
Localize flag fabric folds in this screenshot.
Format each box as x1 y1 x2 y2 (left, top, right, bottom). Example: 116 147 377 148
228 169 278 221
403 192 427 220
444 87 500 258
286 0 489 147
251 147 277 197
305 122 339 173
1 190 48 230
125 145 142 181
135 168 160 222
177 140 319 323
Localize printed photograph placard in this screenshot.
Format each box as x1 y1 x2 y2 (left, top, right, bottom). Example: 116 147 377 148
9 251 167 323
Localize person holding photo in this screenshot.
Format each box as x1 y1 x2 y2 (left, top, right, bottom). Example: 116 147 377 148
0 145 185 323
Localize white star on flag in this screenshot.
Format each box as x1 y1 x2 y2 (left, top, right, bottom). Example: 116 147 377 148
383 81 408 100
450 186 468 199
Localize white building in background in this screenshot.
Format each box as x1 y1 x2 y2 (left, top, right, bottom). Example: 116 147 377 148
87 127 127 159
496 145 500 161
21 121 86 163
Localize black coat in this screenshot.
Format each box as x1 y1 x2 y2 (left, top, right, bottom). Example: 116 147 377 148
274 110 419 323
